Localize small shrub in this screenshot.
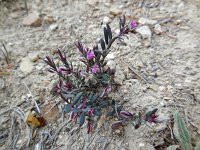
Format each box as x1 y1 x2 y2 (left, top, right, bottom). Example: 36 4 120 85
44 16 161 134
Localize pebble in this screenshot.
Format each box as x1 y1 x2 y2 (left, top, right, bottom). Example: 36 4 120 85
43 16 55 25
103 16 111 24
87 0 98 6
160 101 166 107
154 24 162 34
49 24 58 31
114 66 125 85
22 13 42 27
136 26 152 39
106 53 115 60
107 60 116 70
19 57 34 75
10 12 19 19
28 52 40 62
110 7 122 16
138 17 157 25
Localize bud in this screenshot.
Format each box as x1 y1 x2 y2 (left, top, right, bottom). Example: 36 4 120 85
119 111 134 120
111 121 123 129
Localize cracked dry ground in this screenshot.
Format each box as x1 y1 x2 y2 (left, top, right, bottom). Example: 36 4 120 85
0 0 200 149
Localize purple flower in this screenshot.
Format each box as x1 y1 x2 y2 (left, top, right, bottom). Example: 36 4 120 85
91 64 100 74
129 21 137 29
87 122 93 134
119 111 134 120
87 108 94 116
86 50 95 60
145 108 159 123
146 113 159 123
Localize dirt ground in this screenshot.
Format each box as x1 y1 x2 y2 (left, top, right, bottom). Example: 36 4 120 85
0 0 200 149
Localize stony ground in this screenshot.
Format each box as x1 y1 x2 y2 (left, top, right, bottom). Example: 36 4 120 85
0 0 200 149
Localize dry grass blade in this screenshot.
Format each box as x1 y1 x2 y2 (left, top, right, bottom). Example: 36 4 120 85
0 42 9 64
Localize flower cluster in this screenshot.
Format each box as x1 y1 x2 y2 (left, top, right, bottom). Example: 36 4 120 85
44 15 161 134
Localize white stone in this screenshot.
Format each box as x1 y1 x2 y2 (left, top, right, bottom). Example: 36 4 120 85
106 53 115 60
49 24 58 31
22 13 41 27
138 17 157 25
110 7 122 16
103 16 111 24
107 60 116 70
28 52 40 62
19 57 34 74
154 24 162 34
87 0 98 6
114 66 125 85
136 26 152 39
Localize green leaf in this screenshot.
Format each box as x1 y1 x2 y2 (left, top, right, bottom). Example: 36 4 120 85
166 145 179 150
100 38 106 50
106 24 112 40
173 111 192 150
79 113 85 127
73 108 81 113
63 93 74 99
195 143 200 150
94 109 102 116
63 104 72 113
104 27 109 45
91 93 98 102
73 92 83 105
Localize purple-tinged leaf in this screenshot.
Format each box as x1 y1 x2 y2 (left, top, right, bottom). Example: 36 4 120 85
119 111 134 120
57 49 66 62
87 122 93 134
111 121 123 129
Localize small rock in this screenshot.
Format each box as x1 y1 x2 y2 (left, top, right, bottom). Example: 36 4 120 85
138 17 157 25
148 84 159 91
107 60 116 70
136 26 152 39
49 24 58 31
154 24 162 34
19 57 34 74
22 13 42 27
87 0 98 6
0 79 5 90
106 53 115 60
154 123 167 132
114 66 125 85
139 143 145 147
28 52 40 62
43 16 55 25
110 7 122 16
103 16 111 24
10 12 19 19
160 101 166 107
